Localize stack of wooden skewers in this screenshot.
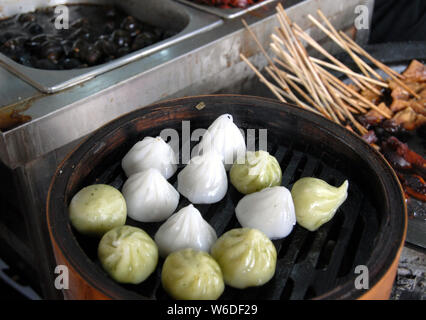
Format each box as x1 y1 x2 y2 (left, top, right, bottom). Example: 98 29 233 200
240 3 421 136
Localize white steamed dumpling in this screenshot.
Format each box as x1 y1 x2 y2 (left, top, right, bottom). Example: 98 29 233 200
194 114 246 170
177 152 228 204
122 168 179 222
235 186 296 239
154 204 217 258
122 136 177 179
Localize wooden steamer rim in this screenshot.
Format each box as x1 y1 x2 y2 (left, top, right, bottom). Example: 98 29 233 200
46 95 407 300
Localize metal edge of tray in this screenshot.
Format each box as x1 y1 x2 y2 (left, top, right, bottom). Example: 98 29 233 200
175 0 277 19
0 0 223 93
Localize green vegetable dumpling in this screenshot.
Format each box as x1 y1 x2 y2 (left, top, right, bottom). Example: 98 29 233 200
98 225 158 284
291 177 349 231
69 184 127 237
211 228 277 289
161 248 224 300
230 151 282 194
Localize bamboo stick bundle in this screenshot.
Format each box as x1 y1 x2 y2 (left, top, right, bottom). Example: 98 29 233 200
239 3 414 140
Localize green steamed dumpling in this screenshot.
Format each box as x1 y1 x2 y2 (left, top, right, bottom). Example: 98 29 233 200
69 184 127 237
291 177 349 231
230 151 282 194
98 225 158 284
161 248 224 300
211 228 277 289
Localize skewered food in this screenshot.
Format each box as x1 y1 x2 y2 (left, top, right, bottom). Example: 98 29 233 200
291 178 348 232
386 107 426 131
381 136 426 177
177 151 228 204
154 204 217 258
356 61 426 204
121 169 180 223
401 59 426 82
235 186 296 239
397 172 426 202
0 4 174 70
69 184 126 237
230 150 282 194
121 136 177 179
161 248 224 300
98 225 158 284
211 228 277 289
193 114 246 171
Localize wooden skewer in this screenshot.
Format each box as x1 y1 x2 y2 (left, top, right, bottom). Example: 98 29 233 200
242 17 295 98
241 19 275 69
315 65 391 118
275 9 349 123
240 53 287 103
270 43 309 88
328 82 368 113
265 66 322 116
287 24 341 122
276 6 327 105
276 13 322 106
307 14 369 76
275 4 341 122
326 89 363 114
339 31 421 99
310 57 388 87
315 10 385 82
344 104 361 114
338 31 404 80
321 74 368 135
276 16 371 117
334 91 368 113
322 71 390 118
293 24 367 91
271 41 328 115
267 81 292 100
240 3 400 137
308 13 384 88
241 19 288 89
273 59 303 84
270 44 332 118
272 66 323 112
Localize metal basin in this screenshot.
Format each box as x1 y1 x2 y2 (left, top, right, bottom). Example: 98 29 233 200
0 0 222 93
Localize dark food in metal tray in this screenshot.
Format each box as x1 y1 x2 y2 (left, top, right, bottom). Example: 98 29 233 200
189 0 264 9
0 4 176 70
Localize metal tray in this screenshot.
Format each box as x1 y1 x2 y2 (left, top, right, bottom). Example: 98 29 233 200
0 0 223 93
176 0 277 19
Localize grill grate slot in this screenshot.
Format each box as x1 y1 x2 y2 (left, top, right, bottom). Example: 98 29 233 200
315 213 345 270
311 186 365 295
337 212 366 278
280 277 294 300
278 160 346 299
351 200 380 268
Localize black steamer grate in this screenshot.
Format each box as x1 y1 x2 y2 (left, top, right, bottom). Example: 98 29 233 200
73 137 380 300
